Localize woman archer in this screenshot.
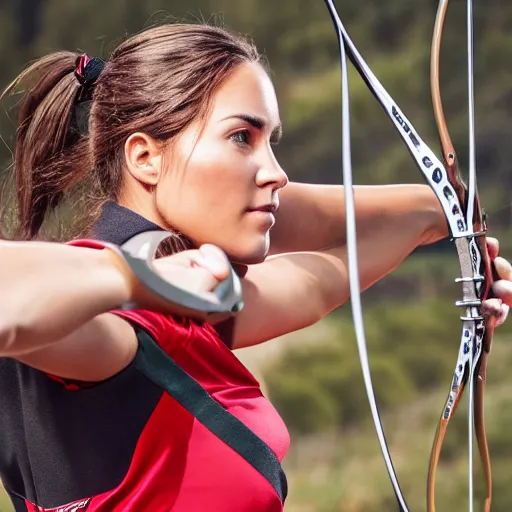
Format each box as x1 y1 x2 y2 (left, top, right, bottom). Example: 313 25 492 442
0 22 511 512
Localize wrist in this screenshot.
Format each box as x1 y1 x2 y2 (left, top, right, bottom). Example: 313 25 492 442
67 238 135 307
417 184 450 245
95 247 135 306
101 247 168 310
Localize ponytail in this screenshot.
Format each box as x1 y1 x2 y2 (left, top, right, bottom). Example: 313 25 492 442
1 24 264 244
2 51 92 240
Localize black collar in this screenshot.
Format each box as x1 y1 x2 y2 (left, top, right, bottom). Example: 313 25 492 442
92 201 248 281
92 201 163 245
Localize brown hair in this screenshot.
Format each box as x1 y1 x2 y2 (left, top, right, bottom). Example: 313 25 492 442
1 23 263 242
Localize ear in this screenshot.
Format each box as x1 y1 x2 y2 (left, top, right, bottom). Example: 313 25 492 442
124 132 164 186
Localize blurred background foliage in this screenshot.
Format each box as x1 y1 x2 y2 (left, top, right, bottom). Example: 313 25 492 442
1 0 512 510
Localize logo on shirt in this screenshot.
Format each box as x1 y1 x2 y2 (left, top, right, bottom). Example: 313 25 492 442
45 498 91 512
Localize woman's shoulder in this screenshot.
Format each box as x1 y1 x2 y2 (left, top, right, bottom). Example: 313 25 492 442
113 309 261 389
111 308 234 353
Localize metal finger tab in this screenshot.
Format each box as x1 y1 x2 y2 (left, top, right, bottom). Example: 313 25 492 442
120 230 244 317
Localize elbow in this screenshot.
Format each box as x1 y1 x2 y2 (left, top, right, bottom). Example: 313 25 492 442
319 274 350 317
0 317 18 356
0 304 29 356
318 292 349 321
307 286 349 328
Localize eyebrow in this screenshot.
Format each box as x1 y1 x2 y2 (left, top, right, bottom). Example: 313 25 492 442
222 114 282 143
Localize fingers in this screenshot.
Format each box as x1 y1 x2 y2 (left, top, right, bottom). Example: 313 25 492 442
496 303 510 327
493 256 512 281
486 236 499 260
482 297 508 326
488 240 512 311
492 279 512 308
152 244 231 297
484 237 512 325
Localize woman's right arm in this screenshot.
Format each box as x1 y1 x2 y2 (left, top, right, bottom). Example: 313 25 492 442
0 241 131 356
0 241 140 382
0 240 228 382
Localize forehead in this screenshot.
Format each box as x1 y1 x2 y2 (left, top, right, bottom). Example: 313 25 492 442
209 62 280 125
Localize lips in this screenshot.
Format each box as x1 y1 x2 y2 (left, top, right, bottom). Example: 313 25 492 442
248 203 278 213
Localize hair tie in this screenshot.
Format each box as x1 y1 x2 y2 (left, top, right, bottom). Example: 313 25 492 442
71 54 105 135
74 54 105 87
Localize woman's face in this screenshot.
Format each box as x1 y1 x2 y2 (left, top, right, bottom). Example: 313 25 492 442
155 62 288 264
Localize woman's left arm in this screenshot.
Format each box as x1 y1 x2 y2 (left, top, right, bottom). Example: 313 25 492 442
269 182 449 255
233 184 449 349
261 182 511 342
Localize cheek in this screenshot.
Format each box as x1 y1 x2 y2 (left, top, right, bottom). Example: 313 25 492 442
182 141 254 212
155 146 250 240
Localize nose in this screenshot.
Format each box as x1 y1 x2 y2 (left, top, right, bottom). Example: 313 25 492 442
255 150 289 191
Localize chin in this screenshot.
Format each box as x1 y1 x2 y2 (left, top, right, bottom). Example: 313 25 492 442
226 238 270 265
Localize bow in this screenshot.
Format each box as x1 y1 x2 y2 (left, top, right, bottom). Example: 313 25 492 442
427 2 496 510
321 0 496 509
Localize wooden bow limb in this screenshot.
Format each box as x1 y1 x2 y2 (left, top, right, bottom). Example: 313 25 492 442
474 348 493 512
430 1 455 171
427 378 467 512
430 0 467 202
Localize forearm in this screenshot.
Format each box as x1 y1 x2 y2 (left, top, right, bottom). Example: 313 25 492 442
269 182 449 254
0 241 130 354
318 204 441 311
236 213 445 348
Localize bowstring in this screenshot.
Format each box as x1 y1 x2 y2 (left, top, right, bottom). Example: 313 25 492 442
323 0 410 509
467 0 476 510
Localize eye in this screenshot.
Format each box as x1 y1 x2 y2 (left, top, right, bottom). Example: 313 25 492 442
230 130 251 147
